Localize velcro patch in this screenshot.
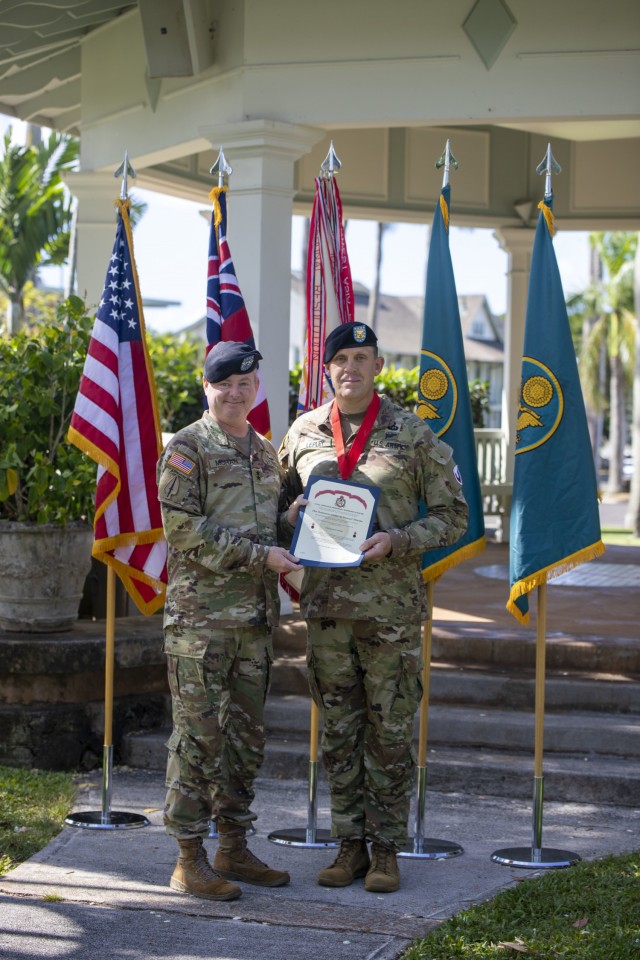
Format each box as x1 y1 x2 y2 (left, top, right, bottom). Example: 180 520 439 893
168 451 196 475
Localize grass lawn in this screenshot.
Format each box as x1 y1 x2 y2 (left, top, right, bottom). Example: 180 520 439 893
601 526 640 547
0 764 76 875
401 850 640 960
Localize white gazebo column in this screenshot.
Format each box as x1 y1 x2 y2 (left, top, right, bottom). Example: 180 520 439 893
200 120 323 446
494 226 535 483
63 172 121 309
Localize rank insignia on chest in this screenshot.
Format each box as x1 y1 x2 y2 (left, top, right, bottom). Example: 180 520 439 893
168 452 196 475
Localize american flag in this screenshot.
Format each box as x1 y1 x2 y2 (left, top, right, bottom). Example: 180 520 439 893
68 199 167 615
298 175 354 414
206 186 271 437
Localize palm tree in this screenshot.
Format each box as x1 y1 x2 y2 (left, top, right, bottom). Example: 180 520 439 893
366 222 388 333
568 232 637 494
626 234 640 534
0 127 78 334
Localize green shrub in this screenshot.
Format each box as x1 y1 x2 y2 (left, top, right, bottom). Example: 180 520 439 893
147 333 203 433
288 362 489 427
0 295 96 523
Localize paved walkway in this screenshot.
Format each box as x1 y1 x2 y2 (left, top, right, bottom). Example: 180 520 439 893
1 771 639 960
0 494 637 960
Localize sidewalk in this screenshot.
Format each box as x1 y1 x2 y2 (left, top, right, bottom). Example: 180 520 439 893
1 495 637 960
1 770 639 960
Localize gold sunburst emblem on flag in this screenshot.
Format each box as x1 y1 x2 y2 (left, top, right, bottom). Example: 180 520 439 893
522 375 553 407
417 352 457 434
420 368 448 401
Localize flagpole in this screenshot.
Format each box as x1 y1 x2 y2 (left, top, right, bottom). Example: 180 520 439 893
491 583 578 868
400 139 469 859
205 146 260 841
269 141 346 850
66 153 151 831
436 138 458 189
399 582 463 859
493 145 581 868
210 146 232 188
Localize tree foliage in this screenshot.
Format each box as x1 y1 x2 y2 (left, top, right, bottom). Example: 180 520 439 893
288 361 489 426
0 128 78 333
567 231 637 492
0 296 96 523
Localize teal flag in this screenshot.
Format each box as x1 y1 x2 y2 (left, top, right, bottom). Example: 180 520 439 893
419 185 485 581
507 197 604 623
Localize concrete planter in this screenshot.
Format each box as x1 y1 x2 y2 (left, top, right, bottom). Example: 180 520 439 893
0 521 93 632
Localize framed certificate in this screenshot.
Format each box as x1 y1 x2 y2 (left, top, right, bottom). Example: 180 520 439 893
290 476 380 568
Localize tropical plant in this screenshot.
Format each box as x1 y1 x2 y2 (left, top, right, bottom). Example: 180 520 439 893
0 280 62 335
0 295 96 523
627 234 640 534
147 332 203 433
567 232 637 493
0 128 78 334
288 362 489 427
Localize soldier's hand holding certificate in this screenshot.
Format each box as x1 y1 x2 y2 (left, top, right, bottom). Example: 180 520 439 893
290 476 380 567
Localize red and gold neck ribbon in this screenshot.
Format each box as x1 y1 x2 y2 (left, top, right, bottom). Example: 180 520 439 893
330 393 381 479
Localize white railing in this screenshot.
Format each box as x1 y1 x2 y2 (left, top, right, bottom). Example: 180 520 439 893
474 428 512 542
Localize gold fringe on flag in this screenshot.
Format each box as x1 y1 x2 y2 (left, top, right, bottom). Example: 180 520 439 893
208 185 227 230
422 535 486 585
537 199 555 237
439 193 450 231
506 539 605 624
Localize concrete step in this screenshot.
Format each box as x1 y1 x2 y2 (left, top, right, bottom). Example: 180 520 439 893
262 696 640 758
274 615 640 675
270 655 640 713
121 694 640 806
121 728 640 808
430 627 640 675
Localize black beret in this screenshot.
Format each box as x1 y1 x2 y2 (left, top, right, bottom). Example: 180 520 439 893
203 342 262 383
323 322 378 363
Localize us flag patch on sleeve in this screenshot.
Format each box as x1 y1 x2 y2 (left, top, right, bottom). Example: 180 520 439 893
168 452 196 475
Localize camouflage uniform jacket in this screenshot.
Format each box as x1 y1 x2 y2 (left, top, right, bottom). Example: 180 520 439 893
157 414 288 649
279 395 468 622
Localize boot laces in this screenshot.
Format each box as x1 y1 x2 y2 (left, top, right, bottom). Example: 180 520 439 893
193 846 213 880
333 838 363 868
371 843 395 873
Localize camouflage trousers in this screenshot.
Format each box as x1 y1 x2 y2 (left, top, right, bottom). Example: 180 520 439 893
306 617 423 849
163 626 272 840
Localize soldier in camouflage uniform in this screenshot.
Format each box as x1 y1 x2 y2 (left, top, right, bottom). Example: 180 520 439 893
279 322 468 893
158 341 302 902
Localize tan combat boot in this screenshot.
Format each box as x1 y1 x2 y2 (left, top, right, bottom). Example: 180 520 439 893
317 838 370 887
364 840 400 893
213 823 290 887
170 837 241 901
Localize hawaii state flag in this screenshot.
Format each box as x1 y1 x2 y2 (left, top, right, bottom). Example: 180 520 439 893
298 174 354 414
507 196 605 624
68 199 167 614
206 186 271 437
418 184 485 581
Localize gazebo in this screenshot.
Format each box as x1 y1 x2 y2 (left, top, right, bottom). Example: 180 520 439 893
1 0 638 464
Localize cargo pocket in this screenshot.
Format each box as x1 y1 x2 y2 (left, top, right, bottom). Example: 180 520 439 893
263 639 273 702
306 648 324 709
391 646 423 722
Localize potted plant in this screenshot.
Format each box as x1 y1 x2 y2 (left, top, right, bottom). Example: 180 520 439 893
0 295 97 631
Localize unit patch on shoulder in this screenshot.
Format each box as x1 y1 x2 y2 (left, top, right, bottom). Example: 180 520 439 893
168 451 196 475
